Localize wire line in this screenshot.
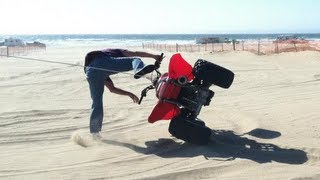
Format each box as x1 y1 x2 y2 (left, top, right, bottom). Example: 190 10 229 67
1 55 136 75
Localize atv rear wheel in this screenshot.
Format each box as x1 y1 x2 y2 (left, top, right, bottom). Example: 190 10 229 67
168 116 211 145
193 59 234 89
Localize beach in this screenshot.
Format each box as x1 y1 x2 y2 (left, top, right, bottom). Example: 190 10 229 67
1 45 320 179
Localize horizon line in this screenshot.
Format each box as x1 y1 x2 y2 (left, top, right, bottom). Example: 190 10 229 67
1 32 320 36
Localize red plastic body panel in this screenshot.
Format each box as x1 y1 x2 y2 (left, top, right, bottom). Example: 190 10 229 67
148 53 195 123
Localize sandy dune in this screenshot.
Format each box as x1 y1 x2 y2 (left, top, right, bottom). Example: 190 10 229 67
0 47 320 179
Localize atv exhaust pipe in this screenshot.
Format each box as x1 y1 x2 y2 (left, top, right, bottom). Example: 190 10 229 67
177 76 188 85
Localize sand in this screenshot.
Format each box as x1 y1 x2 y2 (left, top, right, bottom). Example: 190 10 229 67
0 46 320 180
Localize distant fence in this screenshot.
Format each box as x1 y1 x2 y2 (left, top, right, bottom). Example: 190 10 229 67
143 40 320 55
0 45 46 57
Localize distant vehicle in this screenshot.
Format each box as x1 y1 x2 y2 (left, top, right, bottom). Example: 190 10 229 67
26 41 46 48
1 38 25 46
0 38 46 48
196 37 237 44
274 35 309 43
196 37 221 44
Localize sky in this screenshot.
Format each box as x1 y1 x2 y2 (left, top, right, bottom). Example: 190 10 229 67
1 0 319 34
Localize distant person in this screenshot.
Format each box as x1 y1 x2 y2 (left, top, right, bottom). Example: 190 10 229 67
84 48 164 138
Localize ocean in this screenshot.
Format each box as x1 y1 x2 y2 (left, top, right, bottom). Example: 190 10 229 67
1 33 320 47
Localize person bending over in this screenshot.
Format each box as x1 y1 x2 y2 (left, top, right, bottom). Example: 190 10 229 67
84 48 164 138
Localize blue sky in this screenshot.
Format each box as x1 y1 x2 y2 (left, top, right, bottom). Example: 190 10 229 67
1 0 319 34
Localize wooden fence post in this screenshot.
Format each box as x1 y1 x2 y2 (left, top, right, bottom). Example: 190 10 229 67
176 43 179 52
242 41 244 50
275 40 279 54
232 40 236 51
258 39 261 55
212 43 214 52
293 42 297 52
7 47 9 57
221 43 224 51
142 43 144 49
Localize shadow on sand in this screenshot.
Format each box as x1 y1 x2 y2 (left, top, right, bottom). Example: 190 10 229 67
103 128 307 164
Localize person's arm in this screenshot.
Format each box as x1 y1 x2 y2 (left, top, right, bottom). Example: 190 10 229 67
122 50 164 61
105 78 139 103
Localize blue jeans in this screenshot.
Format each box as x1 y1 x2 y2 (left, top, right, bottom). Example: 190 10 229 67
86 55 144 133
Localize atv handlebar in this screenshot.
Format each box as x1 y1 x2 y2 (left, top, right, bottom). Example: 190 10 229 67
138 85 155 104
138 53 164 105
155 53 164 69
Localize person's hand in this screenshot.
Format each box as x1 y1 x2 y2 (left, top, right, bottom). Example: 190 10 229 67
129 93 139 103
156 54 165 62
155 54 165 68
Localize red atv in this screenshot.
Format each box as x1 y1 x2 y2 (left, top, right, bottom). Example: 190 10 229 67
139 53 234 145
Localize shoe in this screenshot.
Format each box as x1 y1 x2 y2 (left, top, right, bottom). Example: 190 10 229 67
91 132 102 140
134 65 156 79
